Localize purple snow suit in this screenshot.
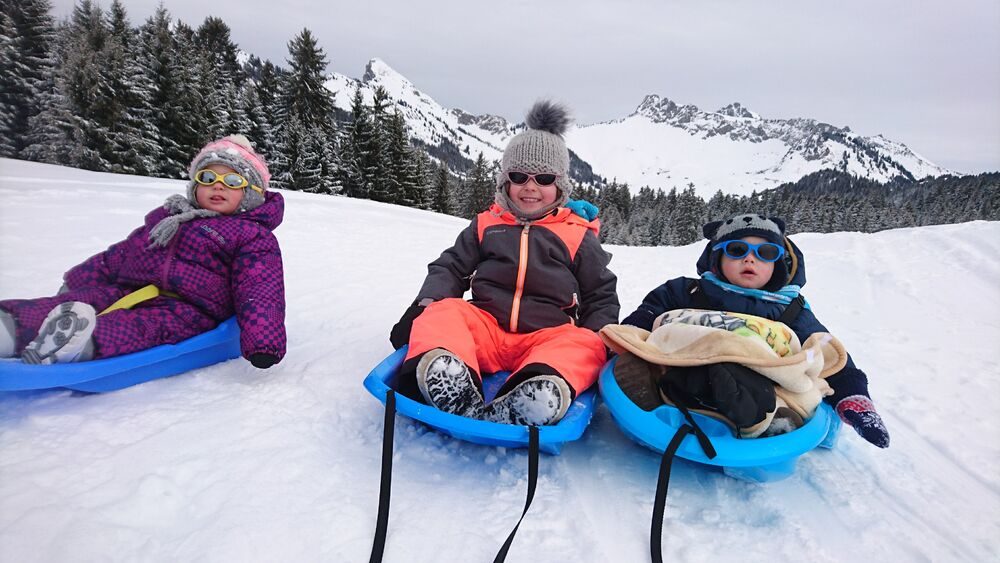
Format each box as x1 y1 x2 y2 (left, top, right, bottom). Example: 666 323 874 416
0 191 287 363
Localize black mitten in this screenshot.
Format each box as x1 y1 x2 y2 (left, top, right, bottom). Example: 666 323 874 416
705 363 776 428
390 302 426 350
249 353 279 369
660 362 775 429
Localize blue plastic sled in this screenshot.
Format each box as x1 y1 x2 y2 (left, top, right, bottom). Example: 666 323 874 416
599 355 841 482
363 346 597 455
0 317 241 393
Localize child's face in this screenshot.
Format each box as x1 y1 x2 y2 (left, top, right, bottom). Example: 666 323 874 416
507 175 558 214
719 236 776 290
195 164 244 215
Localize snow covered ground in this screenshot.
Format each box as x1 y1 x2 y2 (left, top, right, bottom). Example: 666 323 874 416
1 159 998 562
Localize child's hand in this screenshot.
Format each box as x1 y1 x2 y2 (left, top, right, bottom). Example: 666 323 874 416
836 395 890 448
249 353 279 369
566 199 599 221
390 302 427 350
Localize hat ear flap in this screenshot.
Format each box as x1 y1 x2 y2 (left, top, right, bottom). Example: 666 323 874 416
703 220 722 240
770 217 786 234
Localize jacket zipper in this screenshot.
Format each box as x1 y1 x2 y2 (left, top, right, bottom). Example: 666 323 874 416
509 224 530 332
160 232 180 290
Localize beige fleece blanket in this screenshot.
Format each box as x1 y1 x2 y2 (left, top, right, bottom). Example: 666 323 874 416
600 309 847 426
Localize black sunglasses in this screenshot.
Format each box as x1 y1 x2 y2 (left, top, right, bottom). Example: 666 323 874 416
507 171 559 186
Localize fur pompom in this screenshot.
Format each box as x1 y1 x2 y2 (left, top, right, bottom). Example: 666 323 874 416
525 100 571 137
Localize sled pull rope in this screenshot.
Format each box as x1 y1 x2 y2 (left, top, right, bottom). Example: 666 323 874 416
651 425 691 563
369 389 397 563
494 425 540 563
650 387 717 563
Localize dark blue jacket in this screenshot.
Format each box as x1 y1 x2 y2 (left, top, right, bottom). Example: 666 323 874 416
622 239 869 404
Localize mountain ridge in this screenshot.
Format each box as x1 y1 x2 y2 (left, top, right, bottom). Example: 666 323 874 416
323 58 949 196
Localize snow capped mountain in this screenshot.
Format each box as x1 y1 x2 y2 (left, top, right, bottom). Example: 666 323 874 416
323 60 950 197
325 59 513 166
568 94 952 197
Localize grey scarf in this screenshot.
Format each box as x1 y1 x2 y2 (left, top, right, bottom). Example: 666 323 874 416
148 195 220 248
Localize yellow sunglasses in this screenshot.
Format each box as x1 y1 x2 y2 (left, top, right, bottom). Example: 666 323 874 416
193 169 263 193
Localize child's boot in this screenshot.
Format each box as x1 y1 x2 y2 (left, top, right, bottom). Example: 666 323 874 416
21 302 97 365
416 348 485 418
485 374 572 426
0 309 16 358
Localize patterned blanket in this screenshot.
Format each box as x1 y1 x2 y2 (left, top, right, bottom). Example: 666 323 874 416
600 309 848 433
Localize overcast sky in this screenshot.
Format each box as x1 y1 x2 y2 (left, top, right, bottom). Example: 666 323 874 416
52 0 1000 173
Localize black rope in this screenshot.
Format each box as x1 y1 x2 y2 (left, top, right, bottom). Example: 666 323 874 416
648 385 718 563
650 425 691 563
369 390 396 563
493 426 540 563
660 381 718 459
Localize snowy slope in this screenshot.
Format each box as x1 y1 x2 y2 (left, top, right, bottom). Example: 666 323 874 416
0 159 997 562
567 95 951 198
320 61 948 197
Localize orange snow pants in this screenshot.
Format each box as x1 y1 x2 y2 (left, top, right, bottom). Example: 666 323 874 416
404 298 607 394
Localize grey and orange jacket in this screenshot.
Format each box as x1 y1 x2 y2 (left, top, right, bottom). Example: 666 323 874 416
416 203 619 333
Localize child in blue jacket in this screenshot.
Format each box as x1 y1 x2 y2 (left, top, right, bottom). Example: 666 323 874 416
621 213 889 448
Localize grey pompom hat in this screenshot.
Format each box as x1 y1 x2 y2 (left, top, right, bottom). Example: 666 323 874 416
495 100 573 220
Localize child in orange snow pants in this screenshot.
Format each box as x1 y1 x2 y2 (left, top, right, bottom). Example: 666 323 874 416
389 101 619 426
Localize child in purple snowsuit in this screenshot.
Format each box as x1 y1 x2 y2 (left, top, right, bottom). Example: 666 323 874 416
0 135 287 369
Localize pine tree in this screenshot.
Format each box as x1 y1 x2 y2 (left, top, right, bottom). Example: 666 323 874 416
386 109 419 205
281 114 322 191
281 28 333 127
674 185 706 244
2 0 56 156
23 0 109 171
341 86 372 198
431 163 452 214
173 22 210 171
195 16 245 139
0 8 20 156
366 86 392 202
251 60 281 160
101 0 160 175
461 152 494 217
411 150 433 209
275 28 338 191
136 6 181 176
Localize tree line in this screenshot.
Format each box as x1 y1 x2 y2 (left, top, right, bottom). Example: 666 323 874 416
573 170 1000 245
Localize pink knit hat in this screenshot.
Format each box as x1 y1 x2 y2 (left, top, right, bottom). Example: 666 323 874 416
187 135 270 212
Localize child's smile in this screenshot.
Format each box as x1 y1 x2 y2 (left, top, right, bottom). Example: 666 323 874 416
508 176 558 214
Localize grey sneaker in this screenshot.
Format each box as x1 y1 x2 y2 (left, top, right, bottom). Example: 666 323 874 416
22 302 97 365
416 348 485 419
0 309 16 358
485 375 572 426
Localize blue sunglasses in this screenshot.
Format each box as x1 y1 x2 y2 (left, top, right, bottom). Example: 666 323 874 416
712 240 786 262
